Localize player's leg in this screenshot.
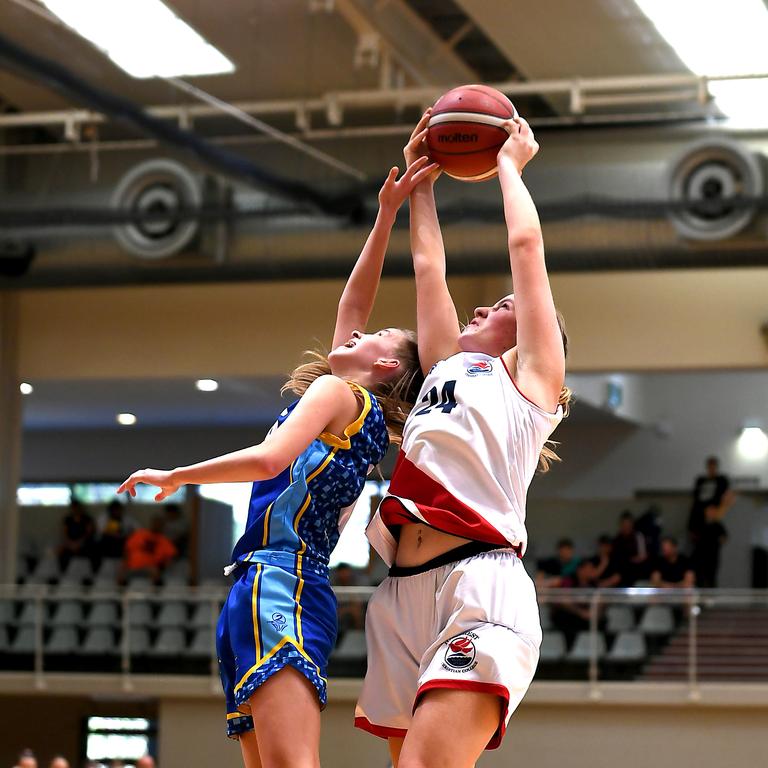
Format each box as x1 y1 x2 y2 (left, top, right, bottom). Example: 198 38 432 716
388 736 404 767
246 665 321 768
239 729 263 768
396 688 501 768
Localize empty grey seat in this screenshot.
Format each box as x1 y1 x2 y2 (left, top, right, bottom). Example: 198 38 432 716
126 574 154 590
28 555 59 583
17 602 42 626
190 602 218 629
539 604 553 631
92 558 121 587
150 628 186 656
333 630 367 661
164 560 189 585
606 605 635 634
0 600 15 625
566 631 607 663
608 632 647 662
46 626 79 654
50 601 84 627
61 557 93 583
88 601 119 627
126 602 153 627
126 627 151 656
10 626 36 653
185 627 214 657
639 606 674 636
81 627 116 655
539 631 566 663
155 602 187 628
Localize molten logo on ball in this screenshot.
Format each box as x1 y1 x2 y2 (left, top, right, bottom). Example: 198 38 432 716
444 634 477 670
438 132 478 143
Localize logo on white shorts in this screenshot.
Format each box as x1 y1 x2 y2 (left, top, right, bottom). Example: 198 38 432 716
442 631 479 673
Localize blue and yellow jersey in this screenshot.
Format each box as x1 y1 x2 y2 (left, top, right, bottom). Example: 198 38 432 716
231 381 389 569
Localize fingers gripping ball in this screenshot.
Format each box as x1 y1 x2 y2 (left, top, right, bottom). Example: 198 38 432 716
427 84 517 182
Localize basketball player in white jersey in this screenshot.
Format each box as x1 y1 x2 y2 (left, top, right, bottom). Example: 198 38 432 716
355 111 571 768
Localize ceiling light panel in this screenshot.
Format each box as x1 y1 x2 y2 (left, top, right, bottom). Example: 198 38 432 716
41 0 235 79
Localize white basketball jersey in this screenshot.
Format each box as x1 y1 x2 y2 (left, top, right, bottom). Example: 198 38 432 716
366 352 563 566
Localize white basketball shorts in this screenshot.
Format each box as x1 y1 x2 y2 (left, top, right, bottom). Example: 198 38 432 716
355 546 542 750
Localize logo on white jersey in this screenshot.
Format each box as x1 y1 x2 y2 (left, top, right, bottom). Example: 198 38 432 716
442 631 479 672
466 360 493 376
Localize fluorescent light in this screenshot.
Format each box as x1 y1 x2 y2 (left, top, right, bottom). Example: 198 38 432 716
195 378 219 392
737 426 768 460
19 382 33 395
634 0 768 124
41 1 235 79
117 412 137 426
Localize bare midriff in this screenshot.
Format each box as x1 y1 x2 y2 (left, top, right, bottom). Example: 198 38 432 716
394 522 473 568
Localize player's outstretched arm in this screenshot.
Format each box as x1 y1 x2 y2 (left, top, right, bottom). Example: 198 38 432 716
331 156 437 350
406 110 462 374
117 376 359 501
497 118 565 411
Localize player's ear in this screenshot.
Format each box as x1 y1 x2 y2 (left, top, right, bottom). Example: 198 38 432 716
375 358 401 371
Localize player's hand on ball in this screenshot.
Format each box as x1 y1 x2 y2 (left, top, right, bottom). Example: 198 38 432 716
117 468 180 502
499 117 539 174
378 156 440 212
403 109 441 183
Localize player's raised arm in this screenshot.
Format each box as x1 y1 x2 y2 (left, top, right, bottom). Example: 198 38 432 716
117 375 359 501
331 156 437 350
407 110 462 374
497 118 565 411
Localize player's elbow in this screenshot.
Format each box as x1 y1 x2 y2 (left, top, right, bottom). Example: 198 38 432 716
508 227 543 255
251 451 289 481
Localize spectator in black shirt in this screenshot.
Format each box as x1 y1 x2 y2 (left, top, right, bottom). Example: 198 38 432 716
590 534 622 588
692 489 735 587
96 499 136 561
688 457 730 544
57 498 95 570
651 537 694 588
612 512 648 586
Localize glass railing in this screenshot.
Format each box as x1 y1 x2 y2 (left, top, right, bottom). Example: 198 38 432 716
2 584 767 696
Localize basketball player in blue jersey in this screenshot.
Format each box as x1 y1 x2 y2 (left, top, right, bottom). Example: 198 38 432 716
118 155 435 768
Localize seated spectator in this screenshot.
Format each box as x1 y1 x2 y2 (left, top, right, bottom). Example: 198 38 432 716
49 758 69 768
97 499 137 561
589 534 622 588
135 756 156 768
331 562 366 635
650 537 695 588
14 749 37 768
536 538 580 589
57 498 96 570
612 512 649 586
121 515 177 584
692 490 735 587
688 456 730 545
162 503 189 558
550 560 602 646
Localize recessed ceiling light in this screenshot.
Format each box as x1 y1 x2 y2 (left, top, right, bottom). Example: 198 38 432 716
117 413 137 426
737 425 768 460
19 382 34 395
196 379 220 392
40 0 235 79
634 0 768 124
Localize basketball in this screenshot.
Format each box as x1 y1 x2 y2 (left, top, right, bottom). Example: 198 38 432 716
426 84 517 182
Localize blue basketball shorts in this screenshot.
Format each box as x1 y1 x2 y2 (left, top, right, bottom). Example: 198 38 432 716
216 552 337 739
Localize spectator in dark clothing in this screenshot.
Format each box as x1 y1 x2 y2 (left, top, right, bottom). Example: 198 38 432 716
96 499 136 561
331 562 366 635
162 503 189 558
612 512 649 586
536 538 580 589
651 537 695 588
635 505 663 562
688 457 730 543
692 490 734 587
57 498 95 570
590 535 622 588
550 560 602 646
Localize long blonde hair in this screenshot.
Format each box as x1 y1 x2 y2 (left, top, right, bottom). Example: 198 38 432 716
282 330 423 446
538 310 572 473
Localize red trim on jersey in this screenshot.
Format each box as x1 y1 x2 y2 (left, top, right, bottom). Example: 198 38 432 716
381 453 509 545
414 679 510 750
354 716 407 740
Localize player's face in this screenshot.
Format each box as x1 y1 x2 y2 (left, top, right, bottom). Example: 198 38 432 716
458 294 518 356
328 327 406 380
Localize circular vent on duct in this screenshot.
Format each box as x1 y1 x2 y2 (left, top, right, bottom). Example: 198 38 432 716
667 138 764 241
112 159 202 259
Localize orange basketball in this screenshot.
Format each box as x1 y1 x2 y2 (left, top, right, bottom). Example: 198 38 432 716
426 84 517 182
